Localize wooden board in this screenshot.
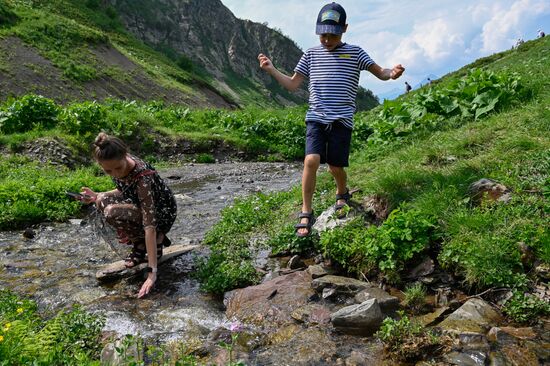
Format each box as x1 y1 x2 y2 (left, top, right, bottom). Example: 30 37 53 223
96 244 199 281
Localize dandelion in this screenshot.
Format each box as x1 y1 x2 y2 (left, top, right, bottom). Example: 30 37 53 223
0 335 4 342
16 308 23 314
3 323 11 332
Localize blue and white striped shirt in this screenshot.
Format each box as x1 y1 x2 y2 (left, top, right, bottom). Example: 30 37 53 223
294 43 374 129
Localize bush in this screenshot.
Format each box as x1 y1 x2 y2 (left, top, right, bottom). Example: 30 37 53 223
503 291 550 323
268 224 319 255
403 282 427 314
376 311 448 362
0 290 104 365
0 2 18 27
59 101 108 135
365 69 526 145
196 192 291 294
320 206 437 279
0 157 112 229
0 94 60 134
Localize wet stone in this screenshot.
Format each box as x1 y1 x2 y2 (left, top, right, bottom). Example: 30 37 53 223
354 286 400 315
439 298 503 334
312 275 371 299
444 350 487 366
406 256 435 279
487 326 537 345
331 299 384 336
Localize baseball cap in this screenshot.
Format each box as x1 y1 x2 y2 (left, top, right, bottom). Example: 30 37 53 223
316 2 347 35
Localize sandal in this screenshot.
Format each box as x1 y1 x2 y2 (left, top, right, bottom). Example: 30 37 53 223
334 189 352 219
295 212 315 237
125 241 146 268
124 238 165 268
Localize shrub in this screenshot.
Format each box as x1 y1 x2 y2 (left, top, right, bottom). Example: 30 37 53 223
0 290 104 365
503 291 550 323
0 2 18 27
364 69 526 145
59 101 108 135
403 282 427 314
0 94 60 134
196 192 291 294
376 311 448 362
320 206 437 279
268 223 319 255
0 157 112 229
196 248 262 294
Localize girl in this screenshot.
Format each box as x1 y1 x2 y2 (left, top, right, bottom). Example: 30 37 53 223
81 132 177 298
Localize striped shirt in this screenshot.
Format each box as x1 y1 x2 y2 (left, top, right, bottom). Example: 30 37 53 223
294 43 374 129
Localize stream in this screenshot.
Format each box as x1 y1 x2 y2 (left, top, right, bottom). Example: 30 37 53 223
0 162 302 344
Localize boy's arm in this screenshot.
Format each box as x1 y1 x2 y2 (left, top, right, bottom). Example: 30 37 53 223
258 53 305 91
368 63 405 80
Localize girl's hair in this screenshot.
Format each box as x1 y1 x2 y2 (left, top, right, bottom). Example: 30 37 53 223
92 132 128 161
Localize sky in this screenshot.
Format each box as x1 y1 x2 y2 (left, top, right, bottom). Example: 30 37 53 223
221 0 550 99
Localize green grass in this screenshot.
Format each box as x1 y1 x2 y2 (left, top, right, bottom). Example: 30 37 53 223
0 156 112 229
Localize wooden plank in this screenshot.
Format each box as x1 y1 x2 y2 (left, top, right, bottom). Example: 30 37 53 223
96 244 199 281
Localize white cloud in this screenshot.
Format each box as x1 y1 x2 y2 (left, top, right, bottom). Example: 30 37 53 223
479 0 550 53
221 0 550 96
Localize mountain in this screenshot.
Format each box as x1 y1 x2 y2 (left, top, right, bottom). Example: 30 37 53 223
414 73 439 89
0 0 379 110
377 87 404 101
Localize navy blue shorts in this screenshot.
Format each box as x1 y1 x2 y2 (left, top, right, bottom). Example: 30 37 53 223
305 120 352 167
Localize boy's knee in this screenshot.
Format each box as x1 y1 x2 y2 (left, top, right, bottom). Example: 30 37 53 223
304 154 321 170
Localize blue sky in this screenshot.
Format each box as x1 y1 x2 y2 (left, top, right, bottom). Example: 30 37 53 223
221 0 550 99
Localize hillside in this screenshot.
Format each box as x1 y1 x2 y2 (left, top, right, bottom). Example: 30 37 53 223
0 0 380 110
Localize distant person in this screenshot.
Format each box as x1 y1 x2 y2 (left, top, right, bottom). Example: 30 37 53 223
79 133 177 298
427 77 432 85
405 81 412 93
514 38 524 48
258 2 404 237
538 29 545 38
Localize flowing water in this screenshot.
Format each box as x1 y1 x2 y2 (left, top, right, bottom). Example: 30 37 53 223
0 162 302 343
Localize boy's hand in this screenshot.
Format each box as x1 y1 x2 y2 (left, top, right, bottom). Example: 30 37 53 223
258 53 274 72
390 64 405 79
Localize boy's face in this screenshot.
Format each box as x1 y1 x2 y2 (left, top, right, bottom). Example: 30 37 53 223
319 33 344 51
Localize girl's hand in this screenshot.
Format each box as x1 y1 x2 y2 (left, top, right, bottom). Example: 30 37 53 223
80 187 97 204
138 272 156 298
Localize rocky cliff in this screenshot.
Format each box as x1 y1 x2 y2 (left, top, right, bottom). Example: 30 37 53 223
109 0 308 106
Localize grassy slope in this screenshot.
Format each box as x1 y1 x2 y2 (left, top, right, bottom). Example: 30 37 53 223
199 36 549 293
0 0 228 105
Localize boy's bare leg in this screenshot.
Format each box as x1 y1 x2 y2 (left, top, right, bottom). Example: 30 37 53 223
328 164 348 206
299 154 320 235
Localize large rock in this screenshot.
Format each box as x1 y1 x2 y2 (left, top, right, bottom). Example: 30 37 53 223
468 178 511 205
330 299 384 336
438 298 503 334
487 326 537 345
354 287 400 315
224 271 315 328
312 205 361 233
311 275 371 301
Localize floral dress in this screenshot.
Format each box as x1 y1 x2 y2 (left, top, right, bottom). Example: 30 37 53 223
99 156 177 243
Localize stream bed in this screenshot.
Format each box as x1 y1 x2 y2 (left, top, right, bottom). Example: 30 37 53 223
0 162 302 343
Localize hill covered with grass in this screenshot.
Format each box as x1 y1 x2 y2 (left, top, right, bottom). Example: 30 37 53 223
0 0 380 110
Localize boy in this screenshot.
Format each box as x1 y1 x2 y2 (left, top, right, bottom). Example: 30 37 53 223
258 2 404 237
